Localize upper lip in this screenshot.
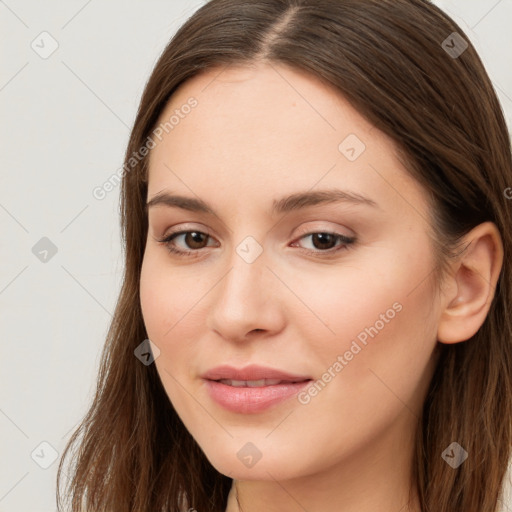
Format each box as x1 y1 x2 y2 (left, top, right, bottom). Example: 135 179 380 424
201 364 312 382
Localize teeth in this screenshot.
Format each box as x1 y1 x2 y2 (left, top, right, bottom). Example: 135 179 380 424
219 378 283 387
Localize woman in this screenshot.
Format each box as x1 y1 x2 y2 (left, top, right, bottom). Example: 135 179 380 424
57 1 512 511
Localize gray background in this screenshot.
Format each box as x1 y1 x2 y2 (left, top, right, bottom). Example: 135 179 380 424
1 1 511 511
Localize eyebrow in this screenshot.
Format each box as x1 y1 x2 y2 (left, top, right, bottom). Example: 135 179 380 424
146 188 379 215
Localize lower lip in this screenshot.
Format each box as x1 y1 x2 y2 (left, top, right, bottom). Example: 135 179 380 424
203 379 312 414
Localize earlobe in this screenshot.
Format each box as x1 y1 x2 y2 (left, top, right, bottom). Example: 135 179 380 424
437 222 504 344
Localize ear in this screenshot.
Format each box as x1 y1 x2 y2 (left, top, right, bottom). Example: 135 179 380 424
437 222 504 344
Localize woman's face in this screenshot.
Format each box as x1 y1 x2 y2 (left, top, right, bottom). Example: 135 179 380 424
140 61 442 483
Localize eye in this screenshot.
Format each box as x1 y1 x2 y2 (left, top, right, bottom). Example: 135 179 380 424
155 229 356 258
291 232 356 256
157 230 217 257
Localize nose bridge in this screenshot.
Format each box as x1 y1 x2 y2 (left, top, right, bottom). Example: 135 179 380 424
206 233 285 339
220 235 268 305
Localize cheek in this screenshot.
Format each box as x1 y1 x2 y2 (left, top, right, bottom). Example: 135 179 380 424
140 249 201 342
139 249 209 397
140 253 196 416
139 254 165 339
282 253 438 463
292 246 439 393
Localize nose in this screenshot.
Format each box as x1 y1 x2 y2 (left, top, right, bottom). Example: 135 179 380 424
205 242 286 343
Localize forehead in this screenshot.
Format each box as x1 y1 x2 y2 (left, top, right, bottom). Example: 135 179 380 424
146 62 427 219
151 63 376 165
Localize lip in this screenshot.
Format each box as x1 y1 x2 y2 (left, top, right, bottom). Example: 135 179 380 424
201 364 311 382
203 380 312 413
201 364 313 414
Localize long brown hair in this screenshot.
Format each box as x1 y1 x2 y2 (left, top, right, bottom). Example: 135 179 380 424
57 1 512 510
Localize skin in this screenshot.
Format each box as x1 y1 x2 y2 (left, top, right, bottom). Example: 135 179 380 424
139 61 503 512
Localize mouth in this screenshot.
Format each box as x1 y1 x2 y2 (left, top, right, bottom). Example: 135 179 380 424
203 377 313 414
200 364 313 413
214 378 311 387
201 363 312 383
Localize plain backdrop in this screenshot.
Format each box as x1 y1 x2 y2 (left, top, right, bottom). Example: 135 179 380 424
1 1 511 511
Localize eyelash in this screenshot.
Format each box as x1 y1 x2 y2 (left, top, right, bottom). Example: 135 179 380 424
156 229 356 258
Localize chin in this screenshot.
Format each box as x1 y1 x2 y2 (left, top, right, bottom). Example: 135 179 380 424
199 441 307 482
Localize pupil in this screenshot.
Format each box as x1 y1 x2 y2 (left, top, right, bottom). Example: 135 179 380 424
313 233 335 250
186 232 206 249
